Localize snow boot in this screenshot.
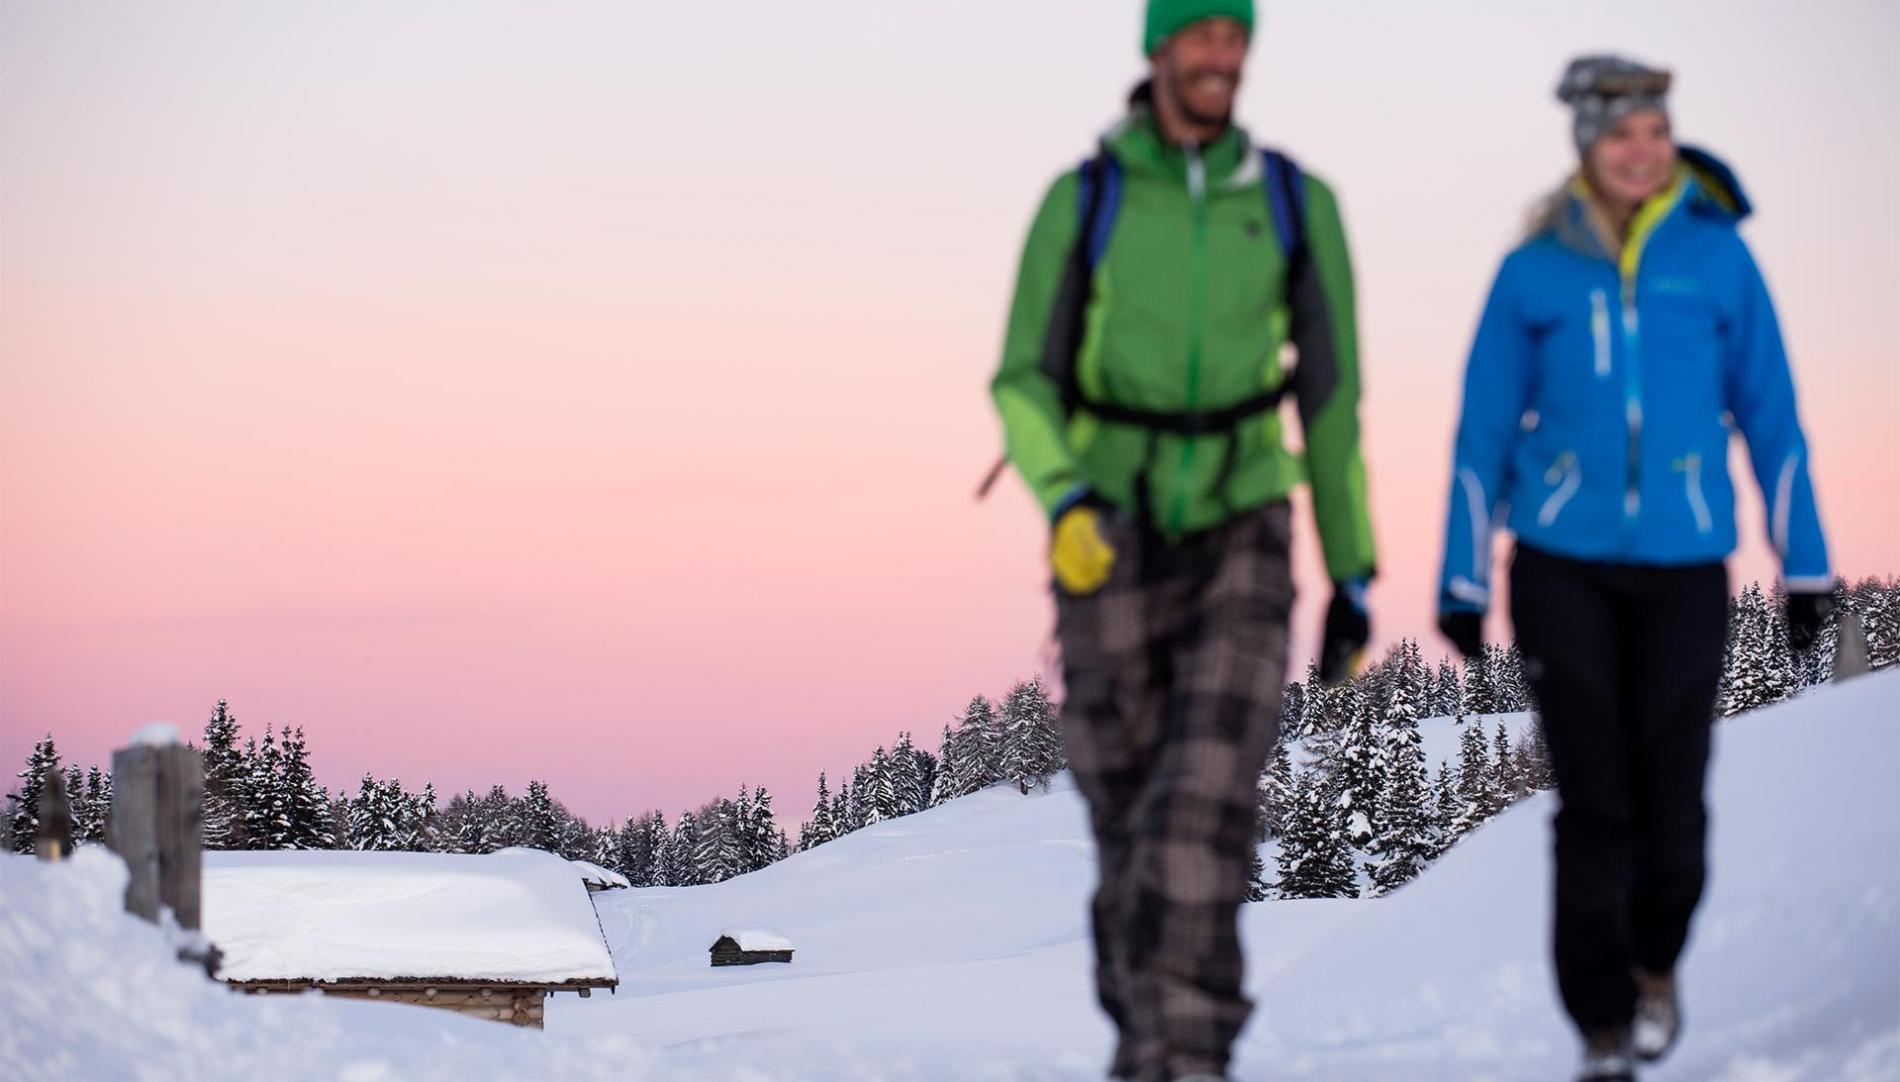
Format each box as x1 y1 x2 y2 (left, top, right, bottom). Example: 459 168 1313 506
1632 970 1681 1062
1577 1029 1637 1082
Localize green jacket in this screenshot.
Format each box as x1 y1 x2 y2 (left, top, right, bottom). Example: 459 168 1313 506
991 104 1377 582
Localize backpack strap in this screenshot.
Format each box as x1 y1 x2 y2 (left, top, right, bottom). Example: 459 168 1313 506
1260 146 1308 280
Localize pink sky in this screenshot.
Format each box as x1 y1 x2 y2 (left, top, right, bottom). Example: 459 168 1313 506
3 1 1895 827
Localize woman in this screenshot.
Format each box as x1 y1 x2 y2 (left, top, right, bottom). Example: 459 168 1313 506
1435 56 1834 1082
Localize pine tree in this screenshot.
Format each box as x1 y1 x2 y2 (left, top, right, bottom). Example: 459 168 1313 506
1720 584 1780 716
1491 721 1520 805
278 727 334 850
1245 844 1270 903
748 786 777 871
1257 739 1294 840
891 732 925 816
201 699 246 849
63 764 88 846
862 748 898 826
668 810 699 886
1449 715 1499 840
1333 684 1385 849
1297 660 1332 736
1001 676 1065 794
951 696 1002 796
242 726 289 849
1513 719 1555 792
347 774 398 850
1432 761 1459 839
1464 646 1497 716
1275 768 1358 899
1279 681 1307 741
1369 700 1437 896
79 765 111 844
929 724 958 807
1434 659 1463 719
520 779 560 850
805 771 836 849
1859 580 1899 669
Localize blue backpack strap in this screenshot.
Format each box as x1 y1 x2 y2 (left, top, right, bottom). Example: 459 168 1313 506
1260 147 1308 270
1075 147 1124 270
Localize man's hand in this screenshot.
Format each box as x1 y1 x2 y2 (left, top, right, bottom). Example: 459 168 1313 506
1786 588 1836 652
1051 501 1117 596
1439 610 1484 661
1319 579 1371 684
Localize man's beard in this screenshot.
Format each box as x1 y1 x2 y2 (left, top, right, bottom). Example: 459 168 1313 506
1165 64 1235 131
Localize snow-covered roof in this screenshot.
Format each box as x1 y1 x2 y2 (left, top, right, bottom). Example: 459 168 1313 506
568 858 630 890
202 849 618 985
715 928 794 952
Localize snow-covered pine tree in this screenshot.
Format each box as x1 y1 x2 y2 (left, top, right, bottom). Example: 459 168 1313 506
243 726 291 849
748 786 778 871
830 783 852 838
79 765 111 844
804 771 836 849
520 779 561 851
733 786 756 867
1491 721 1520 805
1275 767 1358 899
1435 659 1463 719
1720 583 1778 717
845 765 869 831
954 696 1000 796
1333 682 1385 849
668 810 699 886
1296 660 1332 736
1432 761 1459 839
909 739 937 814
694 799 741 883
775 829 790 862
1000 676 1064 795
1463 645 1497 716
1246 844 1270 903
1278 681 1307 742
277 726 334 850
1859 579 1899 669
1369 699 1436 896
347 774 397 850
62 764 88 846
1257 738 1294 840
1449 715 1499 840
929 725 958 807
890 732 924 816
200 699 245 849
862 749 898 826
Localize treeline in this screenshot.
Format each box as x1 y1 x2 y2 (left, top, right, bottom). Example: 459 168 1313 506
1260 574 1898 901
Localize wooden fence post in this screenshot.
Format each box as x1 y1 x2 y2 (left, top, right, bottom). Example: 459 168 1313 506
106 730 204 930
34 766 75 862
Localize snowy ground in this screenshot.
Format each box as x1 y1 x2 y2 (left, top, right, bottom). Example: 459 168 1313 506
3 674 1896 1080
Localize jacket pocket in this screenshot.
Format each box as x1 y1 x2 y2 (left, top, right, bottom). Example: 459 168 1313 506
1676 452 1714 535
1537 451 1582 528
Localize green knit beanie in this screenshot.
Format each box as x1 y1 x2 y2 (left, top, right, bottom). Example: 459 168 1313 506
1143 0 1254 56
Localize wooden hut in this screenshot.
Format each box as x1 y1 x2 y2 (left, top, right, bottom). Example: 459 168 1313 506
203 849 618 1028
710 928 794 966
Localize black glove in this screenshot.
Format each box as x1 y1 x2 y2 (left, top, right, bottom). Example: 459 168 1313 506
1439 610 1484 661
1318 580 1371 684
1786 589 1835 652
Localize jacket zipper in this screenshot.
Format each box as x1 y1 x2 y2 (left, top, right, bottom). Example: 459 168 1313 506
1621 280 1643 522
1167 144 1209 533
1538 451 1582 527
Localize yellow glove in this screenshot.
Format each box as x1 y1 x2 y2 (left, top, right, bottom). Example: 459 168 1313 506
1051 505 1117 595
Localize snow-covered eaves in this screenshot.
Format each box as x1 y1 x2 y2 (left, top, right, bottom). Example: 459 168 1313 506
203 849 618 985
567 858 630 891
717 928 794 952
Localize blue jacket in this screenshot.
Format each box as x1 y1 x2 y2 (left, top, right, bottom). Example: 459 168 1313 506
1439 147 1831 613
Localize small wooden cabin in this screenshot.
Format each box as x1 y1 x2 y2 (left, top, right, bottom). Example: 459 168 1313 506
203 849 619 1028
710 928 794 966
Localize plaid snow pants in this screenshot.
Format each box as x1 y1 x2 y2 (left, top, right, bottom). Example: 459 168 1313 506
1054 501 1294 1082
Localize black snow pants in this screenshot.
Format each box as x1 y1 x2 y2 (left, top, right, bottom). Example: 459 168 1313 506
1508 543 1729 1035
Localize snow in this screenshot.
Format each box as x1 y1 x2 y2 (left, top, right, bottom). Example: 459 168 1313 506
132 722 182 747
570 858 631 891
3 672 1896 1080
717 928 794 952
200 848 617 984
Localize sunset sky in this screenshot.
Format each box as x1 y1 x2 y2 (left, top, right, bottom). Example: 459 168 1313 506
3 0 1895 827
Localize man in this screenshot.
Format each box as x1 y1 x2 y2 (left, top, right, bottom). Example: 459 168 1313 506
989 3 1376 1079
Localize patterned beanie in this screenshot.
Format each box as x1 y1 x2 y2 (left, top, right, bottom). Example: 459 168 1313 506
1557 55 1673 155
1144 0 1254 56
